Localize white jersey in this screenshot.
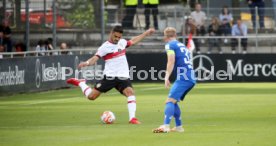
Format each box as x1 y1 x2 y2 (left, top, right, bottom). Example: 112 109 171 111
95 39 132 78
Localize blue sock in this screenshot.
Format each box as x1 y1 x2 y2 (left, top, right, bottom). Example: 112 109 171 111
174 103 182 127
164 102 175 125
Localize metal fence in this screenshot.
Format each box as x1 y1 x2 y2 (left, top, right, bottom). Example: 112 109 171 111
2 34 276 58
1 0 276 55
2 1 275 30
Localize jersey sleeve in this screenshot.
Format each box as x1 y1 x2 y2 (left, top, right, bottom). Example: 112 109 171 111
165 43 175 55
95 45 108 58
126 40 133 48
117 39 127 50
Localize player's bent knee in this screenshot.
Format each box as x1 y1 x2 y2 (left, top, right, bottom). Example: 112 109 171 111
123 87 134 97
87 93 100 100
125 91 134 97
87 95 97 100
88 94 100 100
87 89 101 100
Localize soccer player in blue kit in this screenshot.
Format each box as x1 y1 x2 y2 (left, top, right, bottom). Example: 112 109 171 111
153 27 196 133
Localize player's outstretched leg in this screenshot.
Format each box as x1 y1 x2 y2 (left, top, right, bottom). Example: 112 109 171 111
171 103 184 132
66 78 92 98
153 100 175 133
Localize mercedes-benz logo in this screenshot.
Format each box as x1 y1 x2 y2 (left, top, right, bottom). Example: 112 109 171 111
35 59 41 88
192 55 214 81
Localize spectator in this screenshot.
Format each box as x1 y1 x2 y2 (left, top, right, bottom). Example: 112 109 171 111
208 17 222 54
220 18 232 44
59 42 73 55
122 0 138 29
35 40 46 56
190 3 206 44
182 17 200 53
143 0 159 30
15 42 26 52
15 42 26 57
1 20 12 52
247 0 265 29
231 19 248 54
45 38 54 50
219 6 233 24
45 38 54 55
219 6 233 43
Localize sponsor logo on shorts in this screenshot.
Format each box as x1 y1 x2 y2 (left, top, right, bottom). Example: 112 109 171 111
96 83 102 88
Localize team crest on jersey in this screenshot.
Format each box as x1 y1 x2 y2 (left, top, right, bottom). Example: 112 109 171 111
96 83 102 88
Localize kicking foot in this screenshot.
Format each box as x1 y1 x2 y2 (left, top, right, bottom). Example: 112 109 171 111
170 126 184 132
129 118 141 124
66 78 85 86
152 125 170 133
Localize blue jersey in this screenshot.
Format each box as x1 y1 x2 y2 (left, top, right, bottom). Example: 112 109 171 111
165 40 196 83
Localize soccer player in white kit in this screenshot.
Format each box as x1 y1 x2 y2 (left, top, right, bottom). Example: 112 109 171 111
67 26 155 124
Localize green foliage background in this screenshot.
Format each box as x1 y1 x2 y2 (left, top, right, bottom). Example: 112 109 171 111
63 0 95 28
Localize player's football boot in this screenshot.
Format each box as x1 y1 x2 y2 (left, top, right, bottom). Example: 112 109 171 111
129 118 141 124
152 125 170 133
66 78 85 86
170 126 184 132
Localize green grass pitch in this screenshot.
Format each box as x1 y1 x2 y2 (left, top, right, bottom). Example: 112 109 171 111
0 83 276 146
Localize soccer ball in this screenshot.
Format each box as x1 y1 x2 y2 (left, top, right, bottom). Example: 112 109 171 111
100 111 116 124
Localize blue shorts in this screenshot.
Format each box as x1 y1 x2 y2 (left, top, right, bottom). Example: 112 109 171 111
168 80 195 102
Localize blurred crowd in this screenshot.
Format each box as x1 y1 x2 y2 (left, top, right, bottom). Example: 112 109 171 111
182 3 248 54
0 18 72 58
122 0 269 54
35 38 72 56
0 0 271 57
